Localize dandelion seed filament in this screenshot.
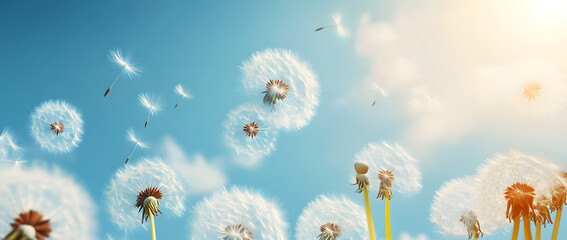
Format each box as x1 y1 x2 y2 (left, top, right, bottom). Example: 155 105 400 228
221 223 255 240
243 122 260 138
262 79 290 106
5 210 51 240
49 121 64 135
317 222 341 240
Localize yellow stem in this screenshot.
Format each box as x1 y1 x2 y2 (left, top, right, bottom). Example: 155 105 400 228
5 231 17 240
474 237 478 240
363 187 376 240
512 216 520 240
535 221 541 240
523 216 532 240
385 195 391 240
552 208 563 240
149 211 156 240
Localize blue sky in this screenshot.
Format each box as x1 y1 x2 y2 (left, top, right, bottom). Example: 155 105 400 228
2 0 567 239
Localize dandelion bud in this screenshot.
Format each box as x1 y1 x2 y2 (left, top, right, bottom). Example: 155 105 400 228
354 161 369 174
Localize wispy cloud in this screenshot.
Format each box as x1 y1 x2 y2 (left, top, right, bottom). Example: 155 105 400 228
161 136 227 194
399 232 428 240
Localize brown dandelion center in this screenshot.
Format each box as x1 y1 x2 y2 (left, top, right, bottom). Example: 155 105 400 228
504 182 536 222
243 122 260 139
262 79 290 106
377 170 395 200
136 187 163 224
459 210 483 239
523 82 542 102
318 222 341 240
221 223 255 240
6 210 51 240
50 121 64 135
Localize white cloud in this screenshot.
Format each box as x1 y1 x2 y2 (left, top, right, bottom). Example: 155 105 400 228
161 136 227 194
354 0 567 153
399 232 428 240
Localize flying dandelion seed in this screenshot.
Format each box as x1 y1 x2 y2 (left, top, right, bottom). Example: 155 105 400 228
174 84 193 108
524 82 542 102
189 186 288 240
354 141 422 240
295 195 369 240
124 128 149 164
0 129 23 167
138 93 161 128
104 49 140 97
224 104 278 167
30 100 83 153
431 177 498 239
106 157 185 232
314 13 349 38
0 165 97 239
241 49 320 131
474 151 565 233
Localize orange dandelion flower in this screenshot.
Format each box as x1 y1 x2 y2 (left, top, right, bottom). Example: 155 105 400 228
523 82 542 102
504 182 536 222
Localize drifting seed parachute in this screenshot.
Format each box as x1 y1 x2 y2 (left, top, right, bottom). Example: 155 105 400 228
30 100 83 153
314 13 349 38
125 128 149 164
174 84 193 108
104 49 140 97
138 93 162 128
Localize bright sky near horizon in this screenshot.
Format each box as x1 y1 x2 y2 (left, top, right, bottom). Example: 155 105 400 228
1 0 567 239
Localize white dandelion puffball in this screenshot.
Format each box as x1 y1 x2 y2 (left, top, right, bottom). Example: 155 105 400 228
224 103 278 167
30 100 83 153
138 93 161 115
190 186 288 240
332 13 349 38
0 165 97 240
354 141 422 196
431 176 499 237
241 49 320 131
0 130 23 167
109 49 140 78
474 150 564 229
106 157 185 230
295 195 368 240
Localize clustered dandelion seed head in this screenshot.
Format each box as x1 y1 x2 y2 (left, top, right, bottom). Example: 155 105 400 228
224 104 278 167
354 141 422 196
175 84 193 99
127 128 149 149
504 182 535 222
138 93 161 115
30 100 83 153
431 177 496 237
241 49 320 131
295 195 369 240
109 49 140 78
190 186 288 240
106 157 185 230
474 150 564 228
531 196 553 227
0 165 97 239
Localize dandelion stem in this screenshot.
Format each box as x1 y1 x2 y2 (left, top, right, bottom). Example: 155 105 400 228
385 193 391 240
552 208 563 240
125 143 138 164
523 217 532 240
363 187 376 240
535 221 541 240
149 210 157 240
512 216 520 240
5 231 17 240
105 65 126 97
145 110 151 128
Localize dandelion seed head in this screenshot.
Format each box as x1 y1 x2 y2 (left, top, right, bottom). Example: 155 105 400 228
475 150 564 228
138 93 161 115
109 49 140 78
0 165 97 239
377 170 395 200
105 157 185 230
127 128 149 149
175 84 193 99
189 186 288 240
241 49 320 131
332 13 349 37
354 141 422 196
431 177 496 237
296 195 368 240
531 196 553 227
224 104 278 167
30 100 83 153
